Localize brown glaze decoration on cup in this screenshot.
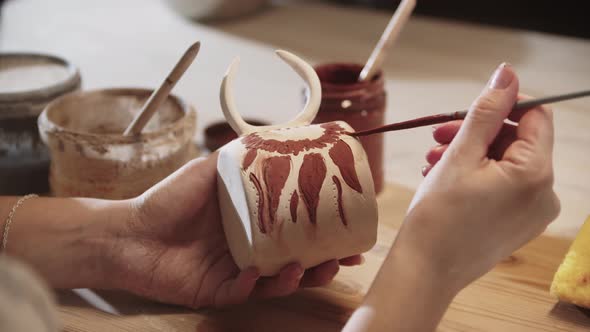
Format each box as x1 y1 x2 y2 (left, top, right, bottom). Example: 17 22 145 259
38 88 198 199
312 63 386 193
204 119 268 151
216 51 378 276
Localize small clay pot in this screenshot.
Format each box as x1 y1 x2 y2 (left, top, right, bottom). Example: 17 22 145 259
311 63 386 193
38 88 198 199
0 53 81 195
204 119 268 151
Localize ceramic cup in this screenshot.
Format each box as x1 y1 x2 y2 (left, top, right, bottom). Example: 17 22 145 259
216 51 378 276
38 88 198 199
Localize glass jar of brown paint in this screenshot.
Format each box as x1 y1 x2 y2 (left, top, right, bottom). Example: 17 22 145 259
310 63 386 193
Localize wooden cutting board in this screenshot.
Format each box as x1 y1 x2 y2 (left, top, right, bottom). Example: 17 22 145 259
56 183 590 331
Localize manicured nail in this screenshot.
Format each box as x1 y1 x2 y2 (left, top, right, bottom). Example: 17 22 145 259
489 62 514 90
421 165 430 176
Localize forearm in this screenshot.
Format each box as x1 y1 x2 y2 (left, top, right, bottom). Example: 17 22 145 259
343 236 458 331
1 196 131 289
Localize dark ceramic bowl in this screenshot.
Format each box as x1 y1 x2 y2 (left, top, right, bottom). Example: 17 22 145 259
204 119 268 151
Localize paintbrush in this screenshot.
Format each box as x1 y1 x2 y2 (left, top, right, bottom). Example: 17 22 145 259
350 89 590 137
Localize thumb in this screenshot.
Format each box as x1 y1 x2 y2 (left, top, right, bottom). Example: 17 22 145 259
451 63 519 160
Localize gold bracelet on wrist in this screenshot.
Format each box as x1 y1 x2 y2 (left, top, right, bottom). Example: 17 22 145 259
2 194 39 253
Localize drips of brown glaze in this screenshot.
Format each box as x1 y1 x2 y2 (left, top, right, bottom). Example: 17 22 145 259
298 153 327 224
328 140 362 193
290 190 299 223
249 173 267 234
242 122 345 156
262 156 291 224
332 176 347 226
242 148 257 170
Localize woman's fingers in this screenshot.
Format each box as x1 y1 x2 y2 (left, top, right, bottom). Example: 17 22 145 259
488 123 518 160
422 144 449 177
252 263 304 299
426 145 449 165
250 256 359 297
433 120 463 144
339 254 364 266
300 259 340 288
507 93 535 123
213 266 259 307
421 164 433 177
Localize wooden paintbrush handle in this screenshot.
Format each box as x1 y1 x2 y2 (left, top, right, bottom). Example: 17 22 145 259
350 89 590 137
350 111 467 137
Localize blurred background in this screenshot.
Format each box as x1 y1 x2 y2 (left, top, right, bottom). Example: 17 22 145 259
0 0 587 38
332 0 588 39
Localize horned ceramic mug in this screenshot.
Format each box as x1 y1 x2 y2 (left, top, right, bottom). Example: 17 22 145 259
216 51 378 276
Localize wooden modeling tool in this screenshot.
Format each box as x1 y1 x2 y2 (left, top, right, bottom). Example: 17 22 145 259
358 0 416 82
350 89 590 137
124 41 200 135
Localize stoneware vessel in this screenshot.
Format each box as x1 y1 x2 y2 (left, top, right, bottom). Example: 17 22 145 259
216 51 378 276
38 88 197 199
0 52 81 195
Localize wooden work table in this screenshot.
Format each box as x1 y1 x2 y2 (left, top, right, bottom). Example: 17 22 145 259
2 0 590 330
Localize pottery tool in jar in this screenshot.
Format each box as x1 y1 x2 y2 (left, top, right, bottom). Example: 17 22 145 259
38 41 201 199
124 41 200 135
349 89 590 137
358 0 416 82
310 0 416 193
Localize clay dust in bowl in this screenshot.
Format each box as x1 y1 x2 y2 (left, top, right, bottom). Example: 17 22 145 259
0 53 81 195
38 88 198 199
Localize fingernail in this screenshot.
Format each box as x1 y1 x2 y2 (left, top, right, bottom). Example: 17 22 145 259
489 62 514 90
289 264 304 279
421 165 430 176
296 268 305 280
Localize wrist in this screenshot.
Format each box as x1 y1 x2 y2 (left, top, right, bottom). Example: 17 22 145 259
354 236 459 331
3 197 133 290
82 199 135 290
396 206 472 294
388 236 461 299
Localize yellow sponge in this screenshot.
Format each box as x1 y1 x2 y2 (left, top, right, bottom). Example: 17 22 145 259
551 216 590 308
